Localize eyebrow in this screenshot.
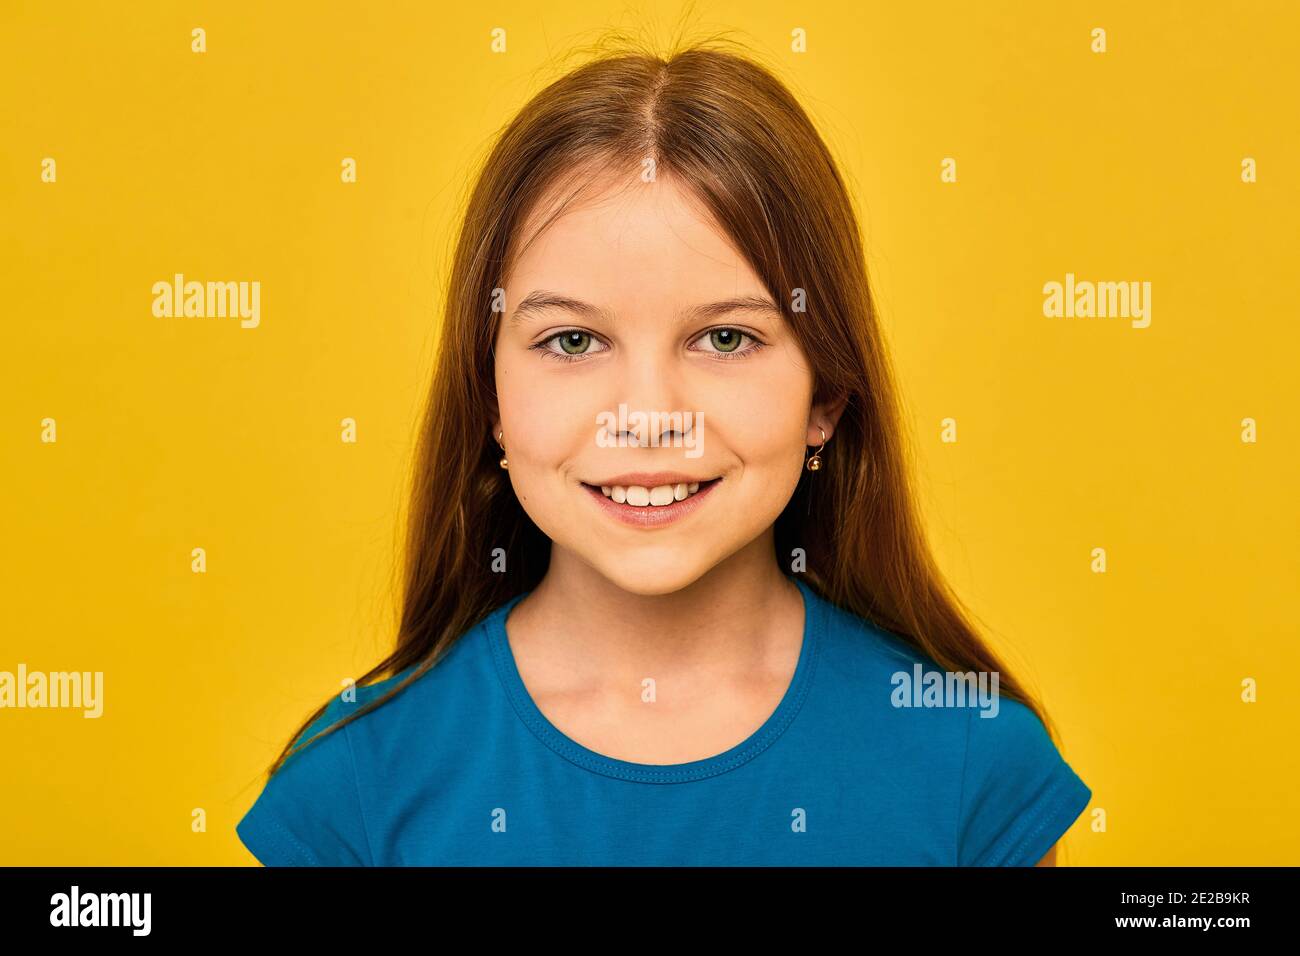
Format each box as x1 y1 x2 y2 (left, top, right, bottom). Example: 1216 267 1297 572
507 290 783 327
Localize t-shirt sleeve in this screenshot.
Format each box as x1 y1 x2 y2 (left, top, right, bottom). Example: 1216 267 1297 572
956 697 1092 866
236 697 372 866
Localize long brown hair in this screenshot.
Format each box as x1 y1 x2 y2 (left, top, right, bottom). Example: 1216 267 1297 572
266 33 1059 778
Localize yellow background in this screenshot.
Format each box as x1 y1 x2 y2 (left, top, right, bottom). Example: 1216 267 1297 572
1 1 1296 865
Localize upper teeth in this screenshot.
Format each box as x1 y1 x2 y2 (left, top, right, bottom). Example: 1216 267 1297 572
601 481 704 506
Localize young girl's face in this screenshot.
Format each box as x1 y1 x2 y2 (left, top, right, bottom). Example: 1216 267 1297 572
494 167 831 595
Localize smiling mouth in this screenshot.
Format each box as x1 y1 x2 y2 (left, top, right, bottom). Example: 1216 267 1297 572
580 476 722 507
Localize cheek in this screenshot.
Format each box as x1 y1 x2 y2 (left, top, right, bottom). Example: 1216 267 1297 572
495 354 595 468
697 364 811 465
710 407 805 463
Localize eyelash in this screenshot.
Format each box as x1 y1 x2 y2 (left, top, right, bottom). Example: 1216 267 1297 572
530 327 766 364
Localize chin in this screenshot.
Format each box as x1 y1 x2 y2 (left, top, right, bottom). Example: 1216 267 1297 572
587 552 716 597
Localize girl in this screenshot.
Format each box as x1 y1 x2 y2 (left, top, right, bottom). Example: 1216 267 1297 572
237 38 1091 866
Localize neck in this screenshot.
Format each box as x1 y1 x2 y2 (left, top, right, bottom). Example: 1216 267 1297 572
506 533 804 692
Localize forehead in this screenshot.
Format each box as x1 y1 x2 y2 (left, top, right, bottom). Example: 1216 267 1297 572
505 167 762 297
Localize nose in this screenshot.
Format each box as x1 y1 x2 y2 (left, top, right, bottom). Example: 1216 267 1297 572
603 354 699 448
618 412 692 448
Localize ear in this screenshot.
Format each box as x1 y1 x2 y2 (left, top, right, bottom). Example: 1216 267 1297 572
806 392 849 445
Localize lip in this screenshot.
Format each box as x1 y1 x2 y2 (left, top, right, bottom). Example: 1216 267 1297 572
580 476 722 529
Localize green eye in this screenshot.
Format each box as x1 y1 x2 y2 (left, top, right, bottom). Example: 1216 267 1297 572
709 329 741 352
530 329 609 362
558 331 592 355
692 326 762 360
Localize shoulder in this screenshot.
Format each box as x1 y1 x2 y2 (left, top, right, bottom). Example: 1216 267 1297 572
812 591 969 715
236 689 371 865
807 590 975 766
337 618 501 759
235 612 497 866
807 587 1092 865
812 589 935 672
957 696 1092 865
307 604 504 741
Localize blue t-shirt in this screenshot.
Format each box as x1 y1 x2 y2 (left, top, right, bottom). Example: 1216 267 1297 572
236 575 1092 866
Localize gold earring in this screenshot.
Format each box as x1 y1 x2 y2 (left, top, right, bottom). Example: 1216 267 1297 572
497 430 508 469
805 427 826 471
